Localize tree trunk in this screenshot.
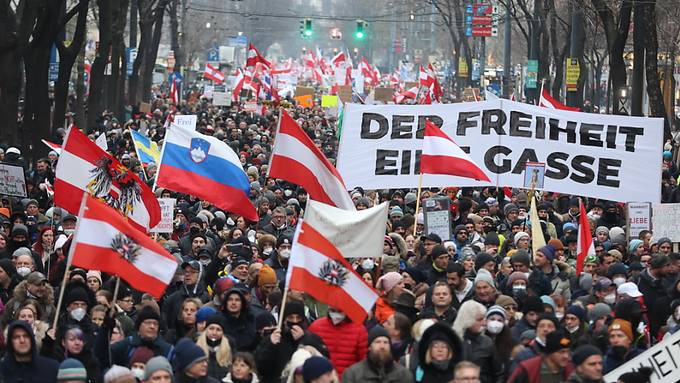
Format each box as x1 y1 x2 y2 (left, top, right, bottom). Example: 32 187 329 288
631 4 645 116
129 1 154 107
106 0 129 121
87 0 113 129
53 0 90 131
139 0 168 103
0 3 21 146
169 0 182 71
75 48 86 129
642 0 670 139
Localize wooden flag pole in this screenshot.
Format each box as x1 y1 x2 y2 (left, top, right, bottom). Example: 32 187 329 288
413 171 424 237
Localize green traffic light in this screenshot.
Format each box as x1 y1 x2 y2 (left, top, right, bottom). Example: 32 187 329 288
304 29 312 37
355 31 364 39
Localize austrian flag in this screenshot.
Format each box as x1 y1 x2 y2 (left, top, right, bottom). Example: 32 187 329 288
286 220 379 323
70 196 178 298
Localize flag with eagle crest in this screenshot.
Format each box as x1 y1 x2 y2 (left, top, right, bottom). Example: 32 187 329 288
70 196 177 298
54 126 161 231
286 219 379 323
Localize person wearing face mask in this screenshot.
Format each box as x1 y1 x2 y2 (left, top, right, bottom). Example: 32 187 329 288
265 235 292 283
564 305 590 349
308 306 367 376
2 271 55 327
50 281 96 348
633 254 672 338
576 277 616 307
254 300 327 383
606 263 628 287
511 312 560 369
453 301 504 383
484 305 513 379
195 314 233 380
603 319 642 373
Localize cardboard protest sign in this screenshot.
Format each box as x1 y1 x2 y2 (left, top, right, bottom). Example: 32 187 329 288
174 115 197 130
374 87 395 103
150 198 176 233
652 203 680 241
336 101 663 203
321 95 338 108
604 329 680 383
0 163 26 198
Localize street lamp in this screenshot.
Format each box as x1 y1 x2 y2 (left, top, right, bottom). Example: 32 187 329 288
617 87 629 115
205 22 211 29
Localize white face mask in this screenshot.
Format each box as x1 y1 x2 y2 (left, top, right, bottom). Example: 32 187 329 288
362 259 375 271
486 320 504 334
279 249 291 259
567 325 580 334
63 229 76 236
70 307 86 322
263 247 273 256
132 368 145 380
603 293 616 305
329 311 346 325
555 312 564 320
613 277 626 286
16 267 31 277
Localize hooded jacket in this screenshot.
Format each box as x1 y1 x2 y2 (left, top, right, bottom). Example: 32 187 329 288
221 288 257 352
415 323 463 383
0 321 60 383
308 316 367 375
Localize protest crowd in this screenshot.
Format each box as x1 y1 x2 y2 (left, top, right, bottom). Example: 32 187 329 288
0 49 675 383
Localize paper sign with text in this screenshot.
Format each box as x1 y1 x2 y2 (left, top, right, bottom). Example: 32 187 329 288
0 163 26 198
627 202 651 238
150 198 176 233
174 115 197 130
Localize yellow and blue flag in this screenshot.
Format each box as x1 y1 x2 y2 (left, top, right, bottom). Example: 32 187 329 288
130 130 160 167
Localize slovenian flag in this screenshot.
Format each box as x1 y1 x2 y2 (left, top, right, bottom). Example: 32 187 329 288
156 125 258 221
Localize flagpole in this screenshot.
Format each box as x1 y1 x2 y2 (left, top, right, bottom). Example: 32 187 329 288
128 129 151 182
537 78 545 106
276 287 290 331
412 171 424 237
266 108 283 179
110 277 121 318
152 124 171 193
52 193 88 330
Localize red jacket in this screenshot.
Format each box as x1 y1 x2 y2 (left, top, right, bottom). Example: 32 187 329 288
507 355 573 383
308 317 368 375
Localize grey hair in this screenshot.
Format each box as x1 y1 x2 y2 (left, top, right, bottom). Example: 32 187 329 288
452 300 487 338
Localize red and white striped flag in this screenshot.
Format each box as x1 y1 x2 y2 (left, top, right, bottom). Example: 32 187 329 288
576 200 595 276
204 63 225 84
170 76 179 105
394 86 418 104
42 139 62 155
54 127 161 231
421 120 491 182
70 196 177 298
286 220 379 323
539 89 580 111
331 51 346 67
246 44 271 69
232 68 245 102
269 110 355 210
419 65 433 87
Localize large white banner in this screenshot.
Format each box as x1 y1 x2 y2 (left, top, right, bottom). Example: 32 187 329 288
336 101 663 203
604 329 680 382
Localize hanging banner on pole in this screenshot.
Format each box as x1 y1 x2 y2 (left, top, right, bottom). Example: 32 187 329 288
336 101 663 203
566 58 580 92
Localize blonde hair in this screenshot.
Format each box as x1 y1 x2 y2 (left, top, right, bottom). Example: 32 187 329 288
195 330 232 368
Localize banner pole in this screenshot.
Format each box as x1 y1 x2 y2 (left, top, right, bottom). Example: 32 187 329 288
413 171 424 237
276 287 290 331
110 277 121 318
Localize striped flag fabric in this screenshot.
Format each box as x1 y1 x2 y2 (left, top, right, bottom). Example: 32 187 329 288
246 44 271 69
576 200 595 276
42 139 62 155
70 196 177 298
539 89 580 111
269 110 355 210
54 127 161 231
204 63 225 84
286 219 379 323
420 120 491 182
156 125 258 221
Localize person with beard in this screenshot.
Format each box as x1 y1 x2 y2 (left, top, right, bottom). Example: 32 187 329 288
446 263 473 311
603 319 642 373
102 305 174 368
204 238 252 288
254 300 326 383
0 320 59 382
633 254 671 337
413 322 463 383
195 314 234 380
163 260 209 328
3 271 55 327
342 326 414 383
220 287 257 352
179 218 217 255
261 207 295 238
41 325 103 382
307 306 367 376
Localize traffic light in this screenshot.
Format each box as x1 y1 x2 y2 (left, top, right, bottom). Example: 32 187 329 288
300 18 312 38
355 20 367 40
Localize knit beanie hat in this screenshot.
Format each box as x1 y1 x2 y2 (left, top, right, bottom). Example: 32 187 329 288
522 296 545 315
538 245 556 263
627 239 643 255
255 311 277 331
566 304 587 323
283 300 306 320
595 226 609 236
403 267 427 284
204 314 226 331
130 346 154 366
547 239 564 250
608 319 634 342
58 358 87 382
86 270 102 285
474 252 495 272
485 231 500 246
473 268 495 289
135 305 161 329
0 259 16 277
510 250 531 267
103 365 135 383
572 344 602 366
514 231 529 245
302 356 334 382
430 245 448 259
506 271 528 287
543 331 571 354
377 272 403 293
173 338 208 372
368 325 390 345
588 303 612 322
144 356 174 381
609 227 626 246
64 286 90 308
257 265 277 286
195 306 218 323
485 305 507 321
